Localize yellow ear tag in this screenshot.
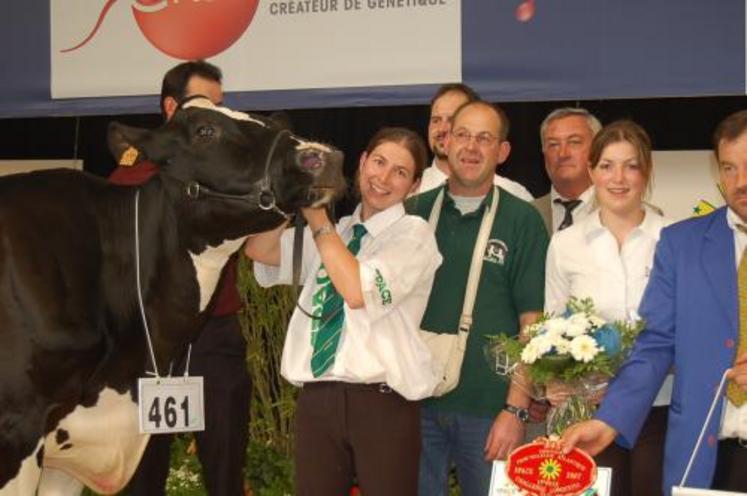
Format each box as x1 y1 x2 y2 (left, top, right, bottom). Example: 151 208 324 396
119 146 139 167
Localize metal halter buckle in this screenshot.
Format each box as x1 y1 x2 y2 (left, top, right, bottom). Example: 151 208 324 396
185 182 201 199
258 190 276 211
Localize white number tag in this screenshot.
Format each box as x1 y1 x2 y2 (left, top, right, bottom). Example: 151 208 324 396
138 376 205 434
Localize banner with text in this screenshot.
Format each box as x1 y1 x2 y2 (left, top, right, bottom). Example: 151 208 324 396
0 1 743 117
50 0 460 98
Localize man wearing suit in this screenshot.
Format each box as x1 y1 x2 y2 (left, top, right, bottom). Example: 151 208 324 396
532 108 601 233
562 109 747 494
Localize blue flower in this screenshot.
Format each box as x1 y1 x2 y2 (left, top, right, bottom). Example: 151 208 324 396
593 324 621 357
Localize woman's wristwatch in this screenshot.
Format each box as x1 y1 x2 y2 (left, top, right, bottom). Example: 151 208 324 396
503 404 530 423
312 223 335 239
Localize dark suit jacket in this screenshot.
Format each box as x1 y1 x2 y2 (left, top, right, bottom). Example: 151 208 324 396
531 193 552 234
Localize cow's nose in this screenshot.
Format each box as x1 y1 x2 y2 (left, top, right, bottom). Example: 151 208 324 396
299 150 323 170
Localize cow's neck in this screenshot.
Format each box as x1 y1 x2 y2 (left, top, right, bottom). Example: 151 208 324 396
187 237 245 313
99 179 241 377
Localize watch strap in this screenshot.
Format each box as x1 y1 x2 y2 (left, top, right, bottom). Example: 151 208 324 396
503 404 529 422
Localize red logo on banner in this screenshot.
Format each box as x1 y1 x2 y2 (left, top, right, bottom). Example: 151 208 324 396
515 0 536 22
61 0 259 60
505 440 597 496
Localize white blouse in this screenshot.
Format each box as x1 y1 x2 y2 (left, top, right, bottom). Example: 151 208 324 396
254 203 443 401
545 207 673 406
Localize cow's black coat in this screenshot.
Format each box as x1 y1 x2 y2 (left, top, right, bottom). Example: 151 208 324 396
0 100 343 491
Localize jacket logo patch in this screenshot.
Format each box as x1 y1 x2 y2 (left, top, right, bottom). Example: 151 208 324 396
484 239 507 265
374 269 392 306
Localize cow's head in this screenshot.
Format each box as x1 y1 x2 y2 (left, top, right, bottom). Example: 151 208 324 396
108 97 345 246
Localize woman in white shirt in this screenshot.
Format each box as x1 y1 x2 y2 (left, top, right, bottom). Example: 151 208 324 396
545 120 669 496
244 127 442 496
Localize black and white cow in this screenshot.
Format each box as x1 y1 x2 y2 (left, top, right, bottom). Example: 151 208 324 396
0 98 344 495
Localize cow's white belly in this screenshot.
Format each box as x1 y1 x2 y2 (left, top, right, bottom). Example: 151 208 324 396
41 388 149 495
189 235 246 311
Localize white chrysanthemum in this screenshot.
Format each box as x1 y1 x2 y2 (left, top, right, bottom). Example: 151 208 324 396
521 340 542 364
543 318 568 337
570 312 593 328
569 335 600 362
552 335 572 355
565 313 592 337
531 334 554 356
526 322 543 338
587 314 606 329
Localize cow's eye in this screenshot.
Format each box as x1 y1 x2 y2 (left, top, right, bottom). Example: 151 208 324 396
197 125 215 140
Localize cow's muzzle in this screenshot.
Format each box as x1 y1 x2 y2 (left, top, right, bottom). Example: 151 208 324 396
299 148 345 208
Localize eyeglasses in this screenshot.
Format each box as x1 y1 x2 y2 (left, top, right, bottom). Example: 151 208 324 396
451 129 498 147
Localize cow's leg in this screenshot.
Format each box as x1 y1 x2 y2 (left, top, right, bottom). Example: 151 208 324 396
37 468 84 496
0 439 43 495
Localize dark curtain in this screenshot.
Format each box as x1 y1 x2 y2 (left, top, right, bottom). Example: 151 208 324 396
1 95 745 217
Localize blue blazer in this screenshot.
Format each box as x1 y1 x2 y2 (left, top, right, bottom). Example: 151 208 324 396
596 207 738 495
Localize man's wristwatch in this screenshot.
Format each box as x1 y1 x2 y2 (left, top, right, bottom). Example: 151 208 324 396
503 404 530 423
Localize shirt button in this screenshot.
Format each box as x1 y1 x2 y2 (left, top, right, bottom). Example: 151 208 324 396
726 339 736 349
707 435 717 447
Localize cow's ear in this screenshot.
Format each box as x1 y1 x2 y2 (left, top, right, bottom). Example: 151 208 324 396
108 122 177 166
108 122 148 166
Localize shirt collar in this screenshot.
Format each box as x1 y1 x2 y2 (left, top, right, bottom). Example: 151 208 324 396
551 185 594 204
726 207 747 235
583 205 666 241
350 202 406 238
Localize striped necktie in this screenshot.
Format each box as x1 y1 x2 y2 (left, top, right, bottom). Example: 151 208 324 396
310 223 367 377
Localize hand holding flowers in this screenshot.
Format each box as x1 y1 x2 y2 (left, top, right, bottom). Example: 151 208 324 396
487 298 643 435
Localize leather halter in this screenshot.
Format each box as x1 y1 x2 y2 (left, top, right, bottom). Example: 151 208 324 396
181 128 292 220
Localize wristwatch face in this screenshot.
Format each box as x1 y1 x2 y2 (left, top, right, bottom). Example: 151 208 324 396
516 408 529 422
505 405 529 422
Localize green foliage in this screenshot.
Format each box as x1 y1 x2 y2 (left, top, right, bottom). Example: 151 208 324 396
237 255 298 494
486 297 645 386
245 441 294 496
165 435 206 495
565 296 596 314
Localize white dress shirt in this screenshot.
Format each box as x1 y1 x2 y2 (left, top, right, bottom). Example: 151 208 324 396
545 206 673 406
254 203 443 400
720 208 747 439
415 160 534 201
550 186 595 232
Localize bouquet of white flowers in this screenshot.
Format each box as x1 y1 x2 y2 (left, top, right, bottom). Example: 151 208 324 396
487 297 644 435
